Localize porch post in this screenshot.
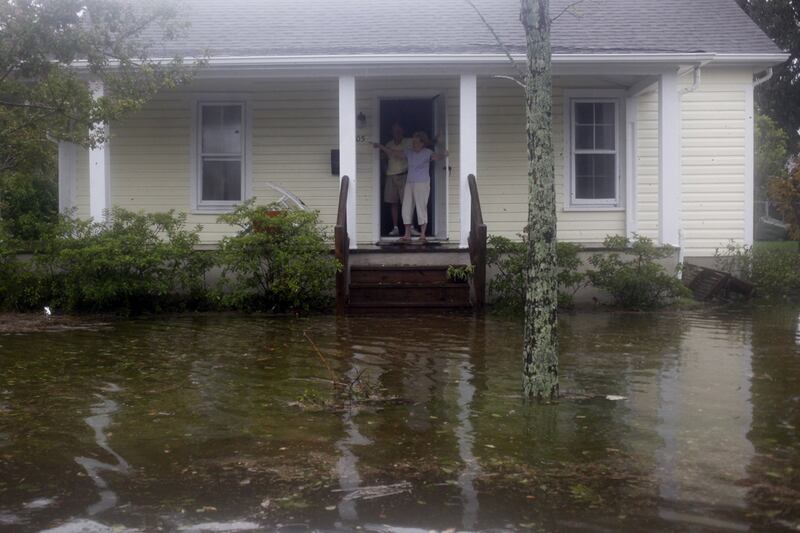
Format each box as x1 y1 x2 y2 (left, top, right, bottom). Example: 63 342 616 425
89 80 110 222
459 74 477 248
338 75 357 249
658 70 681 247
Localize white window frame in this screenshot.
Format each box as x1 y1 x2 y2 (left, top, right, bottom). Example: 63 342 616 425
563 90 625 211
190 97 253 213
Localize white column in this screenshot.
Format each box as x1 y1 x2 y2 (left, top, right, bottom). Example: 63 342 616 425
58 141 76 213
338 75 357 249
744 83 755 245
625 96 638 238
89 80 110 222
658 70 681 247
459 74 477 248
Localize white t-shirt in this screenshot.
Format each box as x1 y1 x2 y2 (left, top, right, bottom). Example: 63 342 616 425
386 138 412 175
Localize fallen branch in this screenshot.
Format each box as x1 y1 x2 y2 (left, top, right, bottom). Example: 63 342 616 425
303 331 340 386
333 481 412 501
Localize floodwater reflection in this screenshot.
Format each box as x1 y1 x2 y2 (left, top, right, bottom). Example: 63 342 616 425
0 307 798 531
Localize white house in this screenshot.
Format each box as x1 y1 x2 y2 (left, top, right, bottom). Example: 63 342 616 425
59 0 787 264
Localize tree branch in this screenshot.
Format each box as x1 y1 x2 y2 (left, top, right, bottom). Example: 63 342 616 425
493 74 526 88
551 0 589 23
464 0 528 83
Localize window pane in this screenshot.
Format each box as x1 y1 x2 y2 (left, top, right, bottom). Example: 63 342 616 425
202 159 242 201
574 154 616 200
594 153 616 198
201 106 222 154
202 105 242 154
574 102 594 124
595 125 615 150
575 125 594 150
594 102 615 125
222 106 242 153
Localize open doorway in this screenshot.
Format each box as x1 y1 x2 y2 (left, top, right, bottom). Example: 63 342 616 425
377 97 447 240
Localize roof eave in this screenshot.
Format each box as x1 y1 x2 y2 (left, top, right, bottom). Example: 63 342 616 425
70 52 789 76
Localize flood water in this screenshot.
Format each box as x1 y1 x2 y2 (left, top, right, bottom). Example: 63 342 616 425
1 306 799 532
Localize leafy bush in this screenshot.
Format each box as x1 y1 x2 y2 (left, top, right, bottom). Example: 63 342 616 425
0 208 210 313
486 234 586 312
768 159 800 240
0 171 58 242
715 241 800 299
587 235 688 310
216 202 339 312
446 264 474 283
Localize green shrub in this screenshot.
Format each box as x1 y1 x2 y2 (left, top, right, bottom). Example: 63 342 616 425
486 234 586 312
0 208 210 313
216 202 340 312
587 235 688 310
47 208 210 312
715 241 800 299
446 264 474 283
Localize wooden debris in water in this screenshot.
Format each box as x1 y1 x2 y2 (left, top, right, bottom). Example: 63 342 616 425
333 481 412 501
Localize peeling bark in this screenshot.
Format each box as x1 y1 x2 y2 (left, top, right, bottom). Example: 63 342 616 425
520 0 559 401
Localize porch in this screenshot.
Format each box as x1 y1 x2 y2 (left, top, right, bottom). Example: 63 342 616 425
70 68 691 250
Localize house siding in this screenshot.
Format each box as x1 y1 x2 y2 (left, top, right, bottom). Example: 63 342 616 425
477 77 626 244
681 68 750 257
636 89 659 241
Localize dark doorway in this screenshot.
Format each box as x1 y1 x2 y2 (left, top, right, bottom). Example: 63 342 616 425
378 99 435 238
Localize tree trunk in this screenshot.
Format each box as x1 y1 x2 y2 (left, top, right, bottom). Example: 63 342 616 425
520 0 559 400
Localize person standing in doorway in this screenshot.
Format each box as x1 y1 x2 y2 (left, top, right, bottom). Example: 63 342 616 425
381 122 412 237
374 131 448 243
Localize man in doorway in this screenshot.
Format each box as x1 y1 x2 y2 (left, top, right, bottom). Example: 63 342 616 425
382 122 416 237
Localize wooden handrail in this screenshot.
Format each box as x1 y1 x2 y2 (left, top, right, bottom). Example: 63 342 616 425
467 174 487 310
335 176 350 314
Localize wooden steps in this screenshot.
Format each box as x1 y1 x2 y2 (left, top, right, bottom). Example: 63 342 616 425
347 265 471 311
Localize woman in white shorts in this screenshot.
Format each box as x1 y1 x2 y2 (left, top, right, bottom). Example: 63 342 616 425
374 131 448 243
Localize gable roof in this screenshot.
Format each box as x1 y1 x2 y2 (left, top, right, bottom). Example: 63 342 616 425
147 0 783 60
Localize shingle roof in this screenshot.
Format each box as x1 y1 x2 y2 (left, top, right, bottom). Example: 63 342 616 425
146 0 783 59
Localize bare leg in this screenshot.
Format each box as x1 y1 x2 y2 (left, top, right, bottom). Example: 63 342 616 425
419 223 427 243
400 224 412 241
391 203 399 227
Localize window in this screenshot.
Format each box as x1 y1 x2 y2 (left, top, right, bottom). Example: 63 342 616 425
570 99 619 206
195 102 247 210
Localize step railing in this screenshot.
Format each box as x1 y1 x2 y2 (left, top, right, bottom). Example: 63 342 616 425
335 176 350 314
467 174 487 310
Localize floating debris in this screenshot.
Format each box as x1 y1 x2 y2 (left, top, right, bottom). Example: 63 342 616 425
333 481 412 501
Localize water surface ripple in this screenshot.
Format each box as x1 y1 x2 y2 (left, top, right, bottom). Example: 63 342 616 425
0 307 798 532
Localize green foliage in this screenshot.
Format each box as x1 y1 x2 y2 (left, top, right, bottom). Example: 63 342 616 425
755 113 789 201
736 0 800 145
715 241 800 299
1 1 201 250
446 264 474 283
0 166 58 241
587 235 689 310
0 208 210 313
769 161 800 240
486 234 586 312
1 0 198 153
216 202 340 312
